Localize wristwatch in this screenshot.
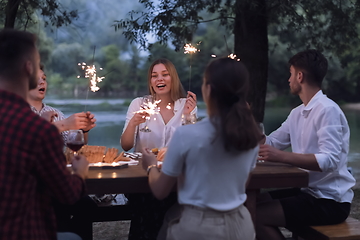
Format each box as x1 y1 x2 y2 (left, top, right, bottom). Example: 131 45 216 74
147 164 158 175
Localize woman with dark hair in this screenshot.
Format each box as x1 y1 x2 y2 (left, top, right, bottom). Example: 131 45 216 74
121 58 197 240
142 57 263 240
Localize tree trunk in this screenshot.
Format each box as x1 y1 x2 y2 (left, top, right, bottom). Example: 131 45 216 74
234 0 268 123
4 0 21 28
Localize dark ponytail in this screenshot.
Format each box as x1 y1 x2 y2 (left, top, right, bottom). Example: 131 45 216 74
204 58 262 151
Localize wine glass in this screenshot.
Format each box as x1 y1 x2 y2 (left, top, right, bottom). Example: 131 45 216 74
66 130 85 156
139 95 152 132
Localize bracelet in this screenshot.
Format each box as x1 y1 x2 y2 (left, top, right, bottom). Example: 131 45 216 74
81 129 90 133
146 164 158 176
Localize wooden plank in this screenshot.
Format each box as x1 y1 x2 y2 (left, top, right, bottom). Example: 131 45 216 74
289 217 360 240
311 217 360 240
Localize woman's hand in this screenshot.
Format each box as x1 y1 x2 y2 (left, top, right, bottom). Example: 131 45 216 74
129 112 149 127
142 148 158 171
183 91 197 115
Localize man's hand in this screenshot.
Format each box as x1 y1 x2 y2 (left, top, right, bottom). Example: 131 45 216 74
81 111 97 132
258 144 285 162
65 112 89 130
40 111 58 123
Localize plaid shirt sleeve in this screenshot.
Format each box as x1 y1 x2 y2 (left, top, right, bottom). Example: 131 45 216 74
32 120 86 204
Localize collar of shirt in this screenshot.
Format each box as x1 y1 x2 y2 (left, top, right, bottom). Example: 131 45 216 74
30 103 46 114
301 90 324 118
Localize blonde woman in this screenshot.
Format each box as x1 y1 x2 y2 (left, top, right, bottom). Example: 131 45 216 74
121 58 197 240
121 58 197 152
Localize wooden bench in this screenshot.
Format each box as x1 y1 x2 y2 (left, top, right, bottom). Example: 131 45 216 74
288 217 360 240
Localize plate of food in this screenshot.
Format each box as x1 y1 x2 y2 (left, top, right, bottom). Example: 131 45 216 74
65 145 140 166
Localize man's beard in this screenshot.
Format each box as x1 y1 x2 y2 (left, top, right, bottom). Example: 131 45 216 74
290 83 301 95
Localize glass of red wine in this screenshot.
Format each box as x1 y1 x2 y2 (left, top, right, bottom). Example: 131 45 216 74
66 130 85 156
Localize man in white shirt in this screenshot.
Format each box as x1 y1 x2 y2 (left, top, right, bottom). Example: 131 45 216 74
255 49 356 240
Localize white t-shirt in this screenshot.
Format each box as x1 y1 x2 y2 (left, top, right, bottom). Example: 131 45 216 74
162 117 259 211
122 97 197 152
266 90 355 202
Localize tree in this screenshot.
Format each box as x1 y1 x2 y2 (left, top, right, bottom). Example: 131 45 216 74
1 0 78 29
115 0 360 122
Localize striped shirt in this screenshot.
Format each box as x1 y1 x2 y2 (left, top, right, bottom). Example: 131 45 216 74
30 103 69 143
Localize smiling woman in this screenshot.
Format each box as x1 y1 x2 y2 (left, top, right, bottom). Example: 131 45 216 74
120 58 197 152
118 58 198 240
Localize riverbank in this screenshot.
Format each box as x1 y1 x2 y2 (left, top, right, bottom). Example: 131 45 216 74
342 103 360 111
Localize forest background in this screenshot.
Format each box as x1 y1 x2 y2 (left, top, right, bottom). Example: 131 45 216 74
1 0 360 110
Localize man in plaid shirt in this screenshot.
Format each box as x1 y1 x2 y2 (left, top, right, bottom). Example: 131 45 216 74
0 29 89 240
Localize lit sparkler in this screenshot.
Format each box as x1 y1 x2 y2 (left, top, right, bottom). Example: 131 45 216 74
135 98 161 133
134 99 162 118
77 62 105 92
184 42 201 91
184 43 200 54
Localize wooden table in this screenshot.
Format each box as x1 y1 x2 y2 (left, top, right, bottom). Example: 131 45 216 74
85 161 309 223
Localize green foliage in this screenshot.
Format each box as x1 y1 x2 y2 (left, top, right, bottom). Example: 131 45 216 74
0 0 79 28
114 0 360 122
49 42 86 78
114 0 236 51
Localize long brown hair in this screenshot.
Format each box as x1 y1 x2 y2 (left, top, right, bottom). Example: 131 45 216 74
147 58 186 101
204 58 262 151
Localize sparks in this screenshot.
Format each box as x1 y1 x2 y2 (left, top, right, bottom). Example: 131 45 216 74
184 43 200 54
78 63 105 92
228 53 241 61
134 99 162 117
166 103 172 110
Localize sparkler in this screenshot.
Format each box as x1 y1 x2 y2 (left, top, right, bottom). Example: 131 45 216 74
135 98 161 133
184 42 201 91
77 63 105 92
76 47 105 111
134 99 162 120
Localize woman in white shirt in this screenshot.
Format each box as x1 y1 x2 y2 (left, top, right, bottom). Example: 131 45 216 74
121 58 197 152
121 58 197 240
142 57 262 240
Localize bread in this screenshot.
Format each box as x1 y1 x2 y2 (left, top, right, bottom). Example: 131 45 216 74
65 145 126 163
113 151 132 162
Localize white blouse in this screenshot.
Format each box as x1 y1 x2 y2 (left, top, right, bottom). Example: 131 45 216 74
122 97 197 152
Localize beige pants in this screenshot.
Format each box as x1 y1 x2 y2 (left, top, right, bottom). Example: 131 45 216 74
161 204 255 240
